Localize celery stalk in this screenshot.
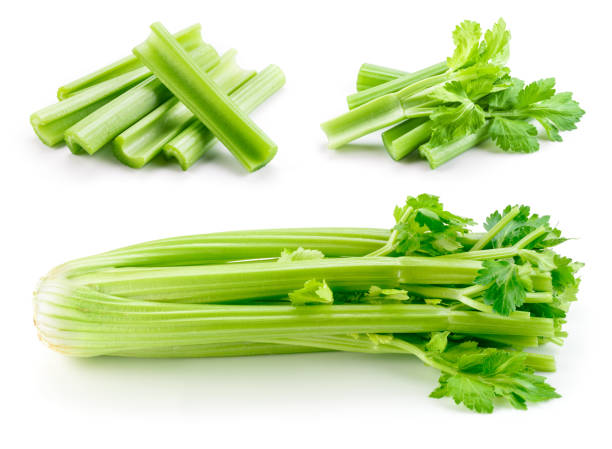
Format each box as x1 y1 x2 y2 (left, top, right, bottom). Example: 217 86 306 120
419 123 491 168
64 45 219 155
134 22 278 172
356 64 408 91
31 68 150 146
57 24 203 99
382 118 432 160
113 50 255 169
348 62 447 109
33 279 554 357
164 65 285 170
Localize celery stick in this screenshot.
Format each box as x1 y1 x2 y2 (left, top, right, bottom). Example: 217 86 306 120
57 24 203 99
164 65 285 170
356 64 408 91
419 123 491 169
113 50 255 169
134 22 278 172
31 68 149 146
348 62 447 109
64 44 219 155
382 118 433 161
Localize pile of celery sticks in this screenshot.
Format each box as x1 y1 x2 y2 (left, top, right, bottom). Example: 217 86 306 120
34 194 581 413
30 23 283 171
321 19 584 168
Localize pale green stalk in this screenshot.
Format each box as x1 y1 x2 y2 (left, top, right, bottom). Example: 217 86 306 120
57 24 204 99
163 64 285 170
356 63 409 91
134 22 278 172
113 50 255 168
64 45 219 155
382 118 433 160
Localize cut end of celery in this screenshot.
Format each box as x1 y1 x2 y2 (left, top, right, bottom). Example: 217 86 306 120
64 131 94 155
30 114 61 147
112 137 147 169
163 144 190 171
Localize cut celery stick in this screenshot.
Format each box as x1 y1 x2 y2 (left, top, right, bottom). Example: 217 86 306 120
382 118 432 161
356 64 408 91
419 123 491 169
348 61 447 109
134 22 278 172
164 64 285 170
64 44 219 155
113 50 255 169
31 68 149 146
57 24 203 100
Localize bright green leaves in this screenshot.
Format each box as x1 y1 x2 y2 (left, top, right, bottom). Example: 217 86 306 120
392 194 474 256
484 205 565 249
487 78 585 151
475 260 527 315
278 247 324 263
490 117 539 152
447 20 482 70
429 343 560 413
288 279 333 306
480 18 511 66
425 331 450 352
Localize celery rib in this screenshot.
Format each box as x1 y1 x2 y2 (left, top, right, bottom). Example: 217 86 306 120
382 118 432 160
57 24 204 99
134 22 278 172
113 50 255 168
64 44 219 155
356 64 409 91
163 64 285 170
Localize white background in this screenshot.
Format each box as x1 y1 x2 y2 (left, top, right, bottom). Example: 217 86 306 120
2 0 610 446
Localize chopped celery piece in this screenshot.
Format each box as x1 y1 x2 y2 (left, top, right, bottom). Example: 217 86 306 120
64 44 219 155
31 67 149 146
356 63 408 91
57 24 203 99
164 64 285 170
382 118 432 161
134 22 278 172
419 123 491 169
348 61 447 109
113 50 255 168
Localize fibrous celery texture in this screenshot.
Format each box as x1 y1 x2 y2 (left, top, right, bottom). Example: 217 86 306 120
321 18 584 168
30 23 284 171
133 22 278 172
34 194 581 413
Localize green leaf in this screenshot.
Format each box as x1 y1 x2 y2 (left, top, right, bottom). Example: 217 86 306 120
426 331 450 353
288 279 333 306
480 18 511 65
278 247 324 263
516 78 557 108
490 117 539 153
486 77 524 109
447 20 483 69
366 286 410 301
475 260 527 315
432 373 495 413
529 92 585 138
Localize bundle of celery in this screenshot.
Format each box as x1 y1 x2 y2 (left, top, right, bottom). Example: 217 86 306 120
30 23 284 171
34 194 581 413
321 19 585 168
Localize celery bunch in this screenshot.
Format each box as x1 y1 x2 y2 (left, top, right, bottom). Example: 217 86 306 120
34 194 581 413
321 19 584 168
30 23 284 172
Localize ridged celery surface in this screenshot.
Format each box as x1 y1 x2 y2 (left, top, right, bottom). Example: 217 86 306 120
64 44 219 155
163 64 286 170
355 63 409 91
322 18 584 167
56 24 204 99
33 194 581 413
31 68 150 146
134 23 278 172
113 50 255 168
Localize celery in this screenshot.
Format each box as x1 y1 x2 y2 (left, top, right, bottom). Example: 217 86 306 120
33 194 580 413
348 61 447 108
356 63 409 91
64 45 219 155
113 50 255 168
57 24 203 99
31 68 150 146
419 123 491 168
134 22 278 172
382 118 432 160
164 65 285 170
